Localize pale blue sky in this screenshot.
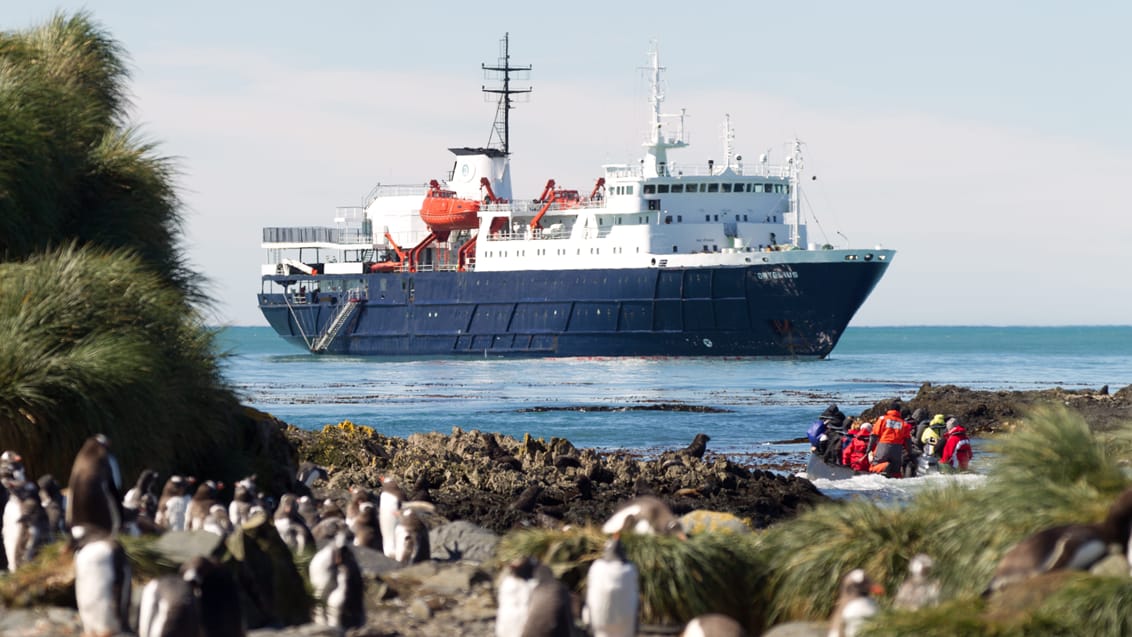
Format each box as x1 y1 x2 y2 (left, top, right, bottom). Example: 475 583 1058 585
7 2 1132 326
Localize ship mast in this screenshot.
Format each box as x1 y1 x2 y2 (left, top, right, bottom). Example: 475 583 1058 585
642 42 687 178
482 33 531 155
788 138 805 247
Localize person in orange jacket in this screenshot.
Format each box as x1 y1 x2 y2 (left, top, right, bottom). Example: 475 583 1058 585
868 408 911 478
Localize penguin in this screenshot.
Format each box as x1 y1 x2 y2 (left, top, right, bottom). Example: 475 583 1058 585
37 474 67 541
0 450 20 572
345 485 374 530
138 573 201 637
309 530 366 629
584 534 639 637
182 555 246 637
985 487 1132 596
394 507 430 565
296 495 320 529
311 515 349 548
379 475 405 558
186 481 223 532
0 450 25 484
295 462 328 496
156 475 195 531
4 481 49 570
228 475 258 527
73 530 131 637
680 614 749 637
522 560 575 637
274 493 316 554
496 556 540 637
124 469 160 518
602 495 687 538
893 553 941 611
350 501 381 550
319 497 345 521
66 434 124 538
828 569 881 637
204 504 235 537
2 476 26 569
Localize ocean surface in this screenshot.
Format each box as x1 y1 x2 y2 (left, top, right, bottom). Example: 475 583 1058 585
217 325 1130 457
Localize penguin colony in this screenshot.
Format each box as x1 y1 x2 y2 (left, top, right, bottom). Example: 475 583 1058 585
7 432 1132 636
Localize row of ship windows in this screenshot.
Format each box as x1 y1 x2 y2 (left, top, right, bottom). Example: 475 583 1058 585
642 182 789 195
484 247 639 258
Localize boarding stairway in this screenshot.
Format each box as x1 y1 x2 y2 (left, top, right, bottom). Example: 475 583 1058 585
311 298 362 353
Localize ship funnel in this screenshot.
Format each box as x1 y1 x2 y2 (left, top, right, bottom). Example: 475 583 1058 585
448 147 512 201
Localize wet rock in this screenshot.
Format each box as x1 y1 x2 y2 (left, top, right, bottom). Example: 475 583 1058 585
429 520 500 563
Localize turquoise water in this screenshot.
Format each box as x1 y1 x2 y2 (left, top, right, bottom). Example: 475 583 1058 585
215 326 1131 456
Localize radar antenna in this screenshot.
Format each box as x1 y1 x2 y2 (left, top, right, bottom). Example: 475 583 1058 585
482 33 531 155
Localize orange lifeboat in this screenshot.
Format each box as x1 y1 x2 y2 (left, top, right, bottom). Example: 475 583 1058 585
419 179 482 231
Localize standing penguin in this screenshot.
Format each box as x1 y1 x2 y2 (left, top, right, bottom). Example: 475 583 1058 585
828 569 882 637
496 556 538 637
496 556 573 637
523 561 575 637
228 475 258 527
8 482 49 569
584 534 639 637
394 507 431 565
73 530 131 637
296 495 320 529
182 555 246 637
138 572 201 637
893 553 941 611
37 474 67 541
2 475 26 569
378 475 405 558
309 530 366 629
187 481 223 532
156 475 195 532
274 493 316 555
351 501 382 550
66 434 124 538
124 469 160 518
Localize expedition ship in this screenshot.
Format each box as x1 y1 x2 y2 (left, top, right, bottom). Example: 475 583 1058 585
257 37 894 358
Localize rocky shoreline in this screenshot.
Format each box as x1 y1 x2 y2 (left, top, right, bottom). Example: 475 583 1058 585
1 383 1129 636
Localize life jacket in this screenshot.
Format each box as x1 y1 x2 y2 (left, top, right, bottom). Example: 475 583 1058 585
875 410 910 445
942 427 973 468
842 430 872 471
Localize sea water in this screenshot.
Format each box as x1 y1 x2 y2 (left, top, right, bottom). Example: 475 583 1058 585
216 325 1130 455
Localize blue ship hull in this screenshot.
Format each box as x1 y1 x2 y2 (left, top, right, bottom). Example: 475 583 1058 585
258 260 889 358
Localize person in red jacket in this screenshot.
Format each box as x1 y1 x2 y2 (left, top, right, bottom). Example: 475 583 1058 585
842 422 873 472
940 418 973 472
869 408 912 478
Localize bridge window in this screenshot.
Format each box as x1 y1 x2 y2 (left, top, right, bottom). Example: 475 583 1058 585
722 183 732 192
626 185 634 195
707 183 719 192
643 184 656 194
734 183 744 192
658 184 670 194
754 184 764 193
671 184 684 193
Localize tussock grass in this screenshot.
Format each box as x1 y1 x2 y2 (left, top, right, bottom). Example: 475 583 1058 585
755 405 1132 635
497 525 767 630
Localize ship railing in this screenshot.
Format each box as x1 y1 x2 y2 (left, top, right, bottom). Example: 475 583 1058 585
263 226 372 246
603 163 792 179
364 182 429 206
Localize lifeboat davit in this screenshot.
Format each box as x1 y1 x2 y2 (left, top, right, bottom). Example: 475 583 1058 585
419 179 482 231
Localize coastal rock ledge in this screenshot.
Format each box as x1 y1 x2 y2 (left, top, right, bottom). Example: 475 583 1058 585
289 422 827 535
